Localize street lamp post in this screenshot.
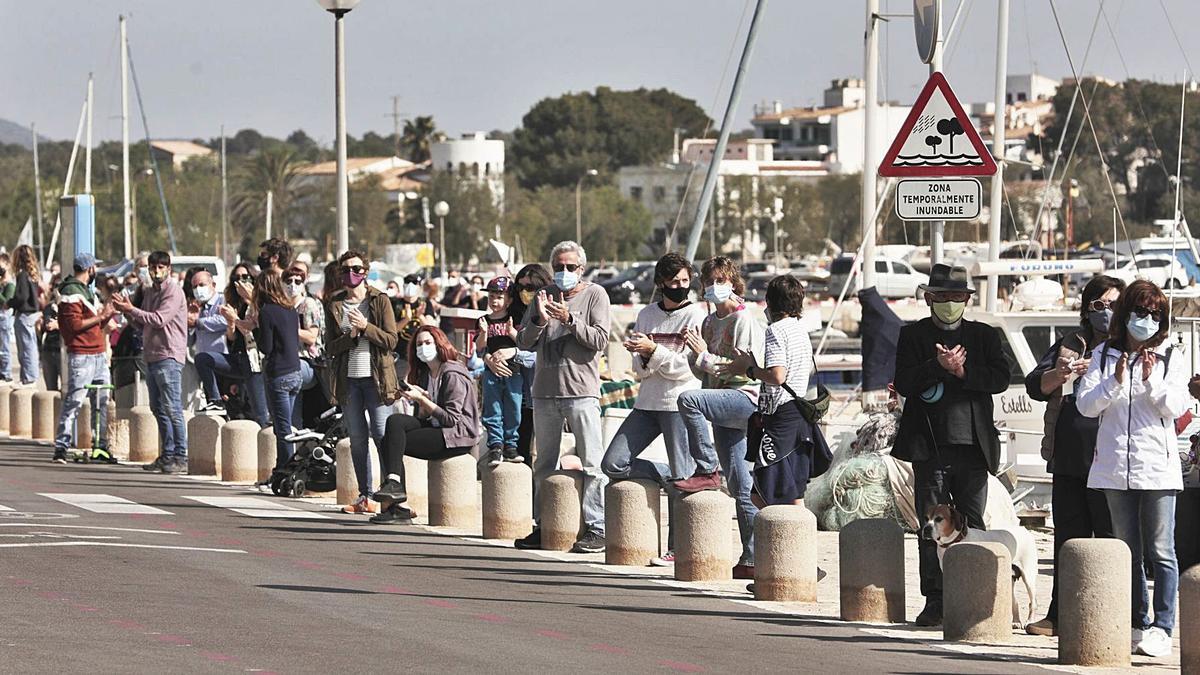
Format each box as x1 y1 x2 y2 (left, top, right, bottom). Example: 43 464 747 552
317 0 360 254
434 200 449 278
575 168 598 244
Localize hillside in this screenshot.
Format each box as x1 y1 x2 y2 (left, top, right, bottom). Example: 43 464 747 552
0 118 49 149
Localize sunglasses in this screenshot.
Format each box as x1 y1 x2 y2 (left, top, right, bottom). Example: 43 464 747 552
1088 299 1113 312
232 274 252 283
552 263 581 273
340 265 366 275
285 277 305 286
1132 305 1163 321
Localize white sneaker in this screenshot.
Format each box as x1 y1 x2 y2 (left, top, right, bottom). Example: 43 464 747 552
1131 628 1144 653
1135 627 1172 658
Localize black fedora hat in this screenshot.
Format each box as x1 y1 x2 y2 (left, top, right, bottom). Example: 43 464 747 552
919 263 975 295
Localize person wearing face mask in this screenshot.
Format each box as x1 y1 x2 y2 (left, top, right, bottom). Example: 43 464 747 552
187 270 229 413
52 253 117 464
257 238 293 276
255 271 303 473
112 250 190 474
515 241 612 553
324 250 401 515
391 273 427 384
510 264 551 465
370 326 480 523
7 245 42 387
1022 275 1124 637
1075 280 1188 659
468 275 487 310
0 253 15 383
892 263 1011 627
285 262 324 428
674 256 765 579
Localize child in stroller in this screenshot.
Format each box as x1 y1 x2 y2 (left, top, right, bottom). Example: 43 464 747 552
265 406 345 498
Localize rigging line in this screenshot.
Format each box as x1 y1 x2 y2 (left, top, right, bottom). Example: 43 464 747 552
1021 0 1045 161
1157 0 1195 77
125 38 178 254
665 0 754 249
1026 80 1098 252
1098 2 1172 183
1049 0 1138 268
1024 0 1105 259
944 0 972 63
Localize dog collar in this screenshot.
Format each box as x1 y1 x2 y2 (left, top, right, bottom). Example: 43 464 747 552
937 531 967 549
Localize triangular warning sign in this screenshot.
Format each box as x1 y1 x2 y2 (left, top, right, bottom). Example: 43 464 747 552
879 72 998 177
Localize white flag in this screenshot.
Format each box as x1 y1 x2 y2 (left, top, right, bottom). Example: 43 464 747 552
16 216 32 247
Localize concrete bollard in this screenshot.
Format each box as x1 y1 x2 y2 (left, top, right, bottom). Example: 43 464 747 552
128 405 159 464
32 391 59 441
403 455 428 517
753 505 818 601
1183 565 1200 674
186 415 224 476
109 418 130 461
428 453 477 528
943 542 1012 643
839 518 906 622
10 388 35 439
482 462 533 539
0 384 12 435
1059 538 1131 667
540 471 584 551
257 428 276 482
77 399 93 451
676 490 734 582
604 479 661 566
220 420 260 483
335 439 357 505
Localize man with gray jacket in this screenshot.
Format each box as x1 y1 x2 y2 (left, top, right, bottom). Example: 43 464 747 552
515 241 611 553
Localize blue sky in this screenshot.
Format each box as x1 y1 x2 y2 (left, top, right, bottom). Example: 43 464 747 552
1 0 1196 145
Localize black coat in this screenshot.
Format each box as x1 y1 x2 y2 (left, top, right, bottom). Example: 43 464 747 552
892 317 1011 473
1025 326 1105 479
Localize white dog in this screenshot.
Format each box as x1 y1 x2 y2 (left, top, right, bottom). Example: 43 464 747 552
922 504 1038 626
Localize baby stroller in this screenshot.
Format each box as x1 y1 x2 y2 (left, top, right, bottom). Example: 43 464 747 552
266 406 346 498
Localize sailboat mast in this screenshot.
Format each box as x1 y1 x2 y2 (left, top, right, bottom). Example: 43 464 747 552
85 72 93 194
985 0 1009 313
860 0 880 290
120 15 132 260
32 124 44 262
221 128 229 263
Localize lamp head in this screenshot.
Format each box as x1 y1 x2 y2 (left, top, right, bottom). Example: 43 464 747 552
434 201 450 217
317 0 360 14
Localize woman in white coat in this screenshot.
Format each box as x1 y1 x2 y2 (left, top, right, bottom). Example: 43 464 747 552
1075 279 1187 659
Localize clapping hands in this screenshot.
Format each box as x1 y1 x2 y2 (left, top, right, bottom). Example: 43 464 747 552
936 343 966 379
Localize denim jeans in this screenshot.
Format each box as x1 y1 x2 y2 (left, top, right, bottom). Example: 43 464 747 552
481 367 524 449
344 377 390 497
14 311 39 385
147 358 187 461
54 352 110 452
268 369 303 469
1105 489 1179 634
678 388 759 565
532 397 606 535
0 308 12 380
195 350 270 427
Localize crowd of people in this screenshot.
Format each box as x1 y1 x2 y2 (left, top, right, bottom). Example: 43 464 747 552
7 237 1193 657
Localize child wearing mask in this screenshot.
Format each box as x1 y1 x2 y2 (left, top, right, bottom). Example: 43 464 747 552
476 276 523 466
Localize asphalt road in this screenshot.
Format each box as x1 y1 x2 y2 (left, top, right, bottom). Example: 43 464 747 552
0 439 1047 674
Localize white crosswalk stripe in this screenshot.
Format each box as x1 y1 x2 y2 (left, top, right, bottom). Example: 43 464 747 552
39 493 173 515
182 495 330 519
0 504 13 511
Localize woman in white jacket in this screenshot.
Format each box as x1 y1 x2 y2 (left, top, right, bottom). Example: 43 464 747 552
1075 280 1187 658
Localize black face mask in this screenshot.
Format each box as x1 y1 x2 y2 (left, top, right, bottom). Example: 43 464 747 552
661 286 689 303
256 254 272 271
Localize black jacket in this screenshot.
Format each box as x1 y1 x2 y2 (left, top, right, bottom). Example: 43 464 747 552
7 271 38 314
1024 326 1102 478
892 317 1011 473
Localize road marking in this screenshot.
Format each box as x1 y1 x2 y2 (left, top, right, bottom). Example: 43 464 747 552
0 504 13 511
0 541 245 553
181 495 330 519
39 493 173 515
0 523 180 535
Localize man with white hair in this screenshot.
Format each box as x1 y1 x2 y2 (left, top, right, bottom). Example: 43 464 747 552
516 240 611 553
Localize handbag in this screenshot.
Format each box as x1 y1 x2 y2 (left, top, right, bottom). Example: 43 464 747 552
786 357 830 424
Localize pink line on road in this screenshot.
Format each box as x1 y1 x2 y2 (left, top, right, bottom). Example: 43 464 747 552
331 571 368 581
380 585 412 595
294 560 323 570
109 619 147 630
73 605 99 612
424 599 457 609
590 643 630 656
155 634 192 645
199 651 238 663
536 629 570 640
472 613 510 623
658 660 705 673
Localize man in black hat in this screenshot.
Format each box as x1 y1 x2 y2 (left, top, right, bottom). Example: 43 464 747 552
892 263 1011 626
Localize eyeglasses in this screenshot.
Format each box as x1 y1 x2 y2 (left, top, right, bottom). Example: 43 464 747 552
552 263 581 273
1088 299 1113 312
340 265 366 275
231 274 252 283
1132 305 1164 321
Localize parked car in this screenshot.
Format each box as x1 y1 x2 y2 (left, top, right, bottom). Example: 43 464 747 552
1108 254 1189 289
827 255 928 299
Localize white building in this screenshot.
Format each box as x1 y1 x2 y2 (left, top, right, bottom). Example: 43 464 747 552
748 79 911 173
149 140 213 170
430 132 505 209
294 156 426 203
971 74 1062 180
1006 72 1059 104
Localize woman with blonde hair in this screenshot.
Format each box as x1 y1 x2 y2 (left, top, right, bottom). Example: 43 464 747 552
7 244 41 386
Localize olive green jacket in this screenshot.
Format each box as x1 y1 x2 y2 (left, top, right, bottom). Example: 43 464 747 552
324 286 401 405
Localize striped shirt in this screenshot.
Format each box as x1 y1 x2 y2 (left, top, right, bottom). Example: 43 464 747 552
761 316 812 415
341 298 372 378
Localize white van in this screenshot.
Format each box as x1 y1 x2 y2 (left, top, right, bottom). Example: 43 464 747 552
171 255 227 291
827 255 929 299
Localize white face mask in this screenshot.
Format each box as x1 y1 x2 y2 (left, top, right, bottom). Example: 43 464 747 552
403 283 421 298
415 342 438 364
193 285 213 303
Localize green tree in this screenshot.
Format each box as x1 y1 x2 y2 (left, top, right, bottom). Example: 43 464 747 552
400 116 438 163
230 146 303 258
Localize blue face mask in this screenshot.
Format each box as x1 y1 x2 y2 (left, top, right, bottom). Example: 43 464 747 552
1088 308 1112 333
704 283 733 304
1127 314 1160 342
554 270 578 292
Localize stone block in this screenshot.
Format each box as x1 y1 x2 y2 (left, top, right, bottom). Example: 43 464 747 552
0 384 12 435
429 453 477 528
335 439 357 505
32 391 59 441
753 504 817 601
128 405 159 464
943 542 1012 643
403 455 428 517
1183 565 1200 675
9 388 34 439
257 428 276 482
108 418 129 461
77 399 93 451
482 462 533 539
604 479 661 566
839 518 906 623
1059 538 1131 667
219 420 259 483
187 415 224 476
676 490 734 582
540 471 584 551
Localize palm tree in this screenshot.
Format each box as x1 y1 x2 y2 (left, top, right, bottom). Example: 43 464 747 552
400 116 438 163
230 146 302 257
